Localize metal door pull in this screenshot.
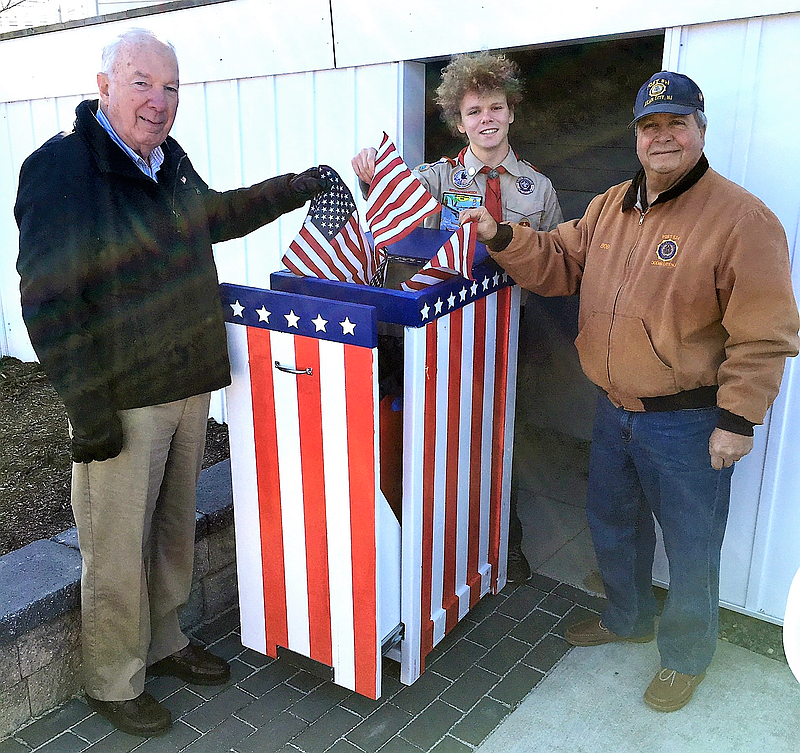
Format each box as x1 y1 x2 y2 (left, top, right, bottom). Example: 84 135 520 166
274 361 313 376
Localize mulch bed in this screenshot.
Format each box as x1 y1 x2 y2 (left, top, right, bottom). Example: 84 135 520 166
0 356 229 556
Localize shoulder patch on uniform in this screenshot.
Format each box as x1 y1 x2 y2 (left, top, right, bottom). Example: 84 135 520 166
416 156 454 172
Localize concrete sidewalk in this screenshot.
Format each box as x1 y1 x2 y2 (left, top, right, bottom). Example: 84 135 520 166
476 633 800 753
2 572 796 753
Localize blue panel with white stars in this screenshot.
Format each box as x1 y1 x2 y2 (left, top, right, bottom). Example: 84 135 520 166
270 227 513 329
220 283 378 349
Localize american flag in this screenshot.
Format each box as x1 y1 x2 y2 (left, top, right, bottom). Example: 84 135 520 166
366 133 441 249
220 275 519 697
401 220 477 291
282 166 381 286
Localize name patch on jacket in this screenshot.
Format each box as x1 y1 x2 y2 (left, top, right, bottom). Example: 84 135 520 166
652 235 680 268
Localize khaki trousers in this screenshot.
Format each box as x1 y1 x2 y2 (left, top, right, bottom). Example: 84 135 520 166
71 393 211 700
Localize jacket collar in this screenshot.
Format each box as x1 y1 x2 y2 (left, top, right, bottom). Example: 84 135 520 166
622 154 710 212
458 145 523 176
74 99 184 182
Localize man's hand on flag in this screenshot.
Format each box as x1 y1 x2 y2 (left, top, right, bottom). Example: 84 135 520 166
289 167 334 202
460 206 497 243
351 148 377 184
282 135 440 287
282 166 380 286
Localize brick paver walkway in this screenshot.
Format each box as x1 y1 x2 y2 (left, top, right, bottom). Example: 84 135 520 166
0 574 604 753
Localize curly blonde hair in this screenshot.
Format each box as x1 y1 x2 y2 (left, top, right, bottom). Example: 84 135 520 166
435 51 523 135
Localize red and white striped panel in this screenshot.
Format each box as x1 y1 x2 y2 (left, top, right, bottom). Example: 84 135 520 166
399 285 519 685
225 324 384 698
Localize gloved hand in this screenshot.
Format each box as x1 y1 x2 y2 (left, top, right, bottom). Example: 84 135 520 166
71 411 124 463
289 167 333 202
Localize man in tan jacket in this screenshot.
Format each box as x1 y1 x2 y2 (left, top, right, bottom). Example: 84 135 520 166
462 71 799 712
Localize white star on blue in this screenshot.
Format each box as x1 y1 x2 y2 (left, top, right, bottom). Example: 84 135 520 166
308 166 357 240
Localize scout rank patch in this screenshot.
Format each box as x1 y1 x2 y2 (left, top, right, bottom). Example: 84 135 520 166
451 165 478 189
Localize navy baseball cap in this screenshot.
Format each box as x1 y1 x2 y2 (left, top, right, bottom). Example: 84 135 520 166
630 71 704 127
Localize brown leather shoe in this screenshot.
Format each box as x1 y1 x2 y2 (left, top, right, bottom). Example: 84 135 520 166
644 668 706 712
565 616 654 646
150 641 231 685
86 691 171 736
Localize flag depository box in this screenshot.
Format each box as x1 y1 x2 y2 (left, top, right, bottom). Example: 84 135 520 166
271 227 505 327
220 226 521 698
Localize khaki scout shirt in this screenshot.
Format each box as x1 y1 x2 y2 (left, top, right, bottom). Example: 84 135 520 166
412 146 563 232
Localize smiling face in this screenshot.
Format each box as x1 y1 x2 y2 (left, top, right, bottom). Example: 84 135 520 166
636 112 705 193
457 89 514 163
97 37 179 160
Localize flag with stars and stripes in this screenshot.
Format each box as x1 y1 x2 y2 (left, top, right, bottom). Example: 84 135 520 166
282 166 382 286
401 219 477 291
366 133 441 249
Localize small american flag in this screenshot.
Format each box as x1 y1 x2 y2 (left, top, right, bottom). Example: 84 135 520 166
366 133 441 249
282 166 381 286
401 220 477 291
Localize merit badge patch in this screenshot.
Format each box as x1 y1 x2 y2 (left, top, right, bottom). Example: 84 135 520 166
451 167 476 189
440 191 482 232
652 237 680 267
516 176 534 195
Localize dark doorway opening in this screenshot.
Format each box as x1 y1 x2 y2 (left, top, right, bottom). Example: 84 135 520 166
424 35 664 221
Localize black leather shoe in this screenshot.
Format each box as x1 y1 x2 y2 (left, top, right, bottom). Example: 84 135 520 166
86 691 171 737
149 642 231 685
507 544 532 583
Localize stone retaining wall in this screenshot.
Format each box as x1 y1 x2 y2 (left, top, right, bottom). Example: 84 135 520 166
0 460 236 738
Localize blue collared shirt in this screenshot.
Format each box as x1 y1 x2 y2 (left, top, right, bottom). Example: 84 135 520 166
95 106 164 181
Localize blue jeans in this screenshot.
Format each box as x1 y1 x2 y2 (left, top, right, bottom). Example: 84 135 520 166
587 394 734 675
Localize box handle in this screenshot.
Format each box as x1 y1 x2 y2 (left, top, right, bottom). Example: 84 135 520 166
274 360 313 377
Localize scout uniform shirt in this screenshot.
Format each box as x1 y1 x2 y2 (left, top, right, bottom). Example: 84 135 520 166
413 145 564 232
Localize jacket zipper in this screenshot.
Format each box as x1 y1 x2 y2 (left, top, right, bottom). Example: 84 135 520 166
172 154 188 220
606 207 649 383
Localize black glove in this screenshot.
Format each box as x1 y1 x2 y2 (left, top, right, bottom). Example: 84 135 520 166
289 167 333 202
71 411 124 463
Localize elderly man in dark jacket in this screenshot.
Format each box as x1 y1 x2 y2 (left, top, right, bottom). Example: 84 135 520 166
14 28 328 737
